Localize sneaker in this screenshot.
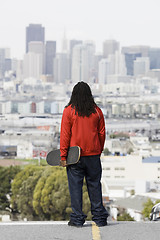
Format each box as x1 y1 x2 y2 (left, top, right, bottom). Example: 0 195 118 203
68 221 83 228
96 221 107 227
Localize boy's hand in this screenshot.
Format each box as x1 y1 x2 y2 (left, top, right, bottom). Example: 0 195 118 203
60 160 67 167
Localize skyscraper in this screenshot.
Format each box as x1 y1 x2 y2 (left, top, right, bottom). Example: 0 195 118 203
45 41 56 75
98 59 110 84
122 46 150 57
0 49 5 78
28 41 45 75
103 40 119 58
69 40 83 55
0 48 11 78
26 24 45 53
53 53 70 83
134 57 150 76
124 53 141 75
71 42 95 83
149 48 160 69
23 52 43 79
69 40 83 80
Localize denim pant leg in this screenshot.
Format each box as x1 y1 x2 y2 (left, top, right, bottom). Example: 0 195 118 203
84 155 109 224
67 161 87 224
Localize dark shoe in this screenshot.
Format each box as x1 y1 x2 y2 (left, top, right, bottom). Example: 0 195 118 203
96 221 107 227
68 221 83 228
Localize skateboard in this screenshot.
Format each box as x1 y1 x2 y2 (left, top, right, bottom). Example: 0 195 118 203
46 146 81 166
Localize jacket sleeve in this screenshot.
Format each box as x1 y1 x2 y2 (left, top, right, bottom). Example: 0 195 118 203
97 108 106 152
60 107 72 160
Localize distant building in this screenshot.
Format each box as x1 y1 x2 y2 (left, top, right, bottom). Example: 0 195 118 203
69 40 83 55
28 41 44 54
11 59 23 81
0 48 11 78
124 52 141 75
4 59 11 72
101 154 160 198
18 101 30 114
146 69 160 82
53 53 70 83
26 24 45 53
94 54 103 82
71 42 95 83
28 41 45 74
105 82 140 95
69 40 83 79
98 51 127 84
45 41 56 76
23 52 43 79
98 58 111 84
61 30 68 53
134 57 150 76
103 40 119 58
149 48 160 69
114 51 127 75
122 45 150 57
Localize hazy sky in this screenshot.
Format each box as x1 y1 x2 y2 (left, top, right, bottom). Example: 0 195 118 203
0 0 160 58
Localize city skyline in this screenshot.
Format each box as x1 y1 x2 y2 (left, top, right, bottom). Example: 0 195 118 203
0 0 160 59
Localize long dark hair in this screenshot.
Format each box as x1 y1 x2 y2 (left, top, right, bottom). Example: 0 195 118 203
67 81 96 117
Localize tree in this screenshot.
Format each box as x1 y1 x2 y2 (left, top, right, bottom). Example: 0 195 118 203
32 166 56 220
117 212 134 221
142 198 160 219
142 198 154 219
11 165 43 217
33 167 91 220
12 165 92 220
0 166 21 212
16 170 43 220
103 148 111 156
127 148 134 155
110 132 129 139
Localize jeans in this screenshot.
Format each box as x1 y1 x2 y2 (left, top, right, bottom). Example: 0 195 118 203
67 155 109 225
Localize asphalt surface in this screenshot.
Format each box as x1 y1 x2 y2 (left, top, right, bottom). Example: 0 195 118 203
0 221 160 240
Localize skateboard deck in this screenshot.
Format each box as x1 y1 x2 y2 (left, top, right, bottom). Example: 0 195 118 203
46 146 81 166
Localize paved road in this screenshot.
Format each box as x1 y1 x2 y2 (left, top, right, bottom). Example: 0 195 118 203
0 221 160 240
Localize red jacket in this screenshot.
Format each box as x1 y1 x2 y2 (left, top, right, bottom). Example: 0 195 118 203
60 105 105 160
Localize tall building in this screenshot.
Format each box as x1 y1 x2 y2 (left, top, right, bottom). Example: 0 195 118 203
0 49 5 78
53 53 70 83
103 40 119 58
71 44 82 83
28 41 45 75
146 69 160 82
28 41 44 54
93 54 103 83
69 40 83 80
98 51 127 84
114 51 127 75
61 30 68 53
26 24 45 53
121 46 150 75
5 59 11 72
134 57 150 76
70 40 83 55
122 46 150 57
149 48 160 69
124 53 141 75
0 48 11 78
71 42 95 83
45 41 56 75
98 59 111 84
23 52 43 79
12 59 23 81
